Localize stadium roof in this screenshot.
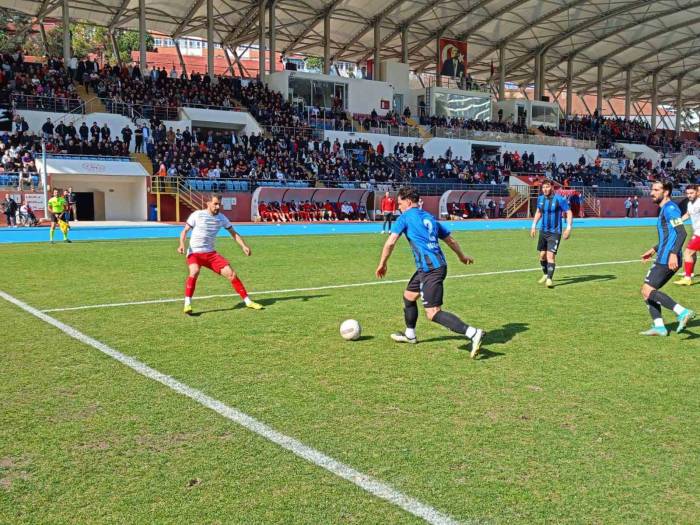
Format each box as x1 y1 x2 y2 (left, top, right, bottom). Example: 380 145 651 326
7 0 700 107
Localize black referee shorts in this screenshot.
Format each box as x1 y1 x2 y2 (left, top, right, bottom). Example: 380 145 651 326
644 263 677 290
406 266 447 308
537 231 562 254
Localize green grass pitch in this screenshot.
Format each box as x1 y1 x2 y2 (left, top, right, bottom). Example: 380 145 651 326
0 226 698 524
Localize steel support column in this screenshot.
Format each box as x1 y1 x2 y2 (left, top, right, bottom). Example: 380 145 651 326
498 43 506 100
676 75 683 134
624 69 631 119
596 62 604 114
207 0 215 78
435 30 442 87
374 20 381 81
539 51 546 100
651 71 658 130
139 0 147 71
323 11 331 74
401 26 408 65
566 56 573 117
110 31 122 66
533 52 541 100
175 41 187 77
62 0 71 66
269 0 277 74
258 0 266 82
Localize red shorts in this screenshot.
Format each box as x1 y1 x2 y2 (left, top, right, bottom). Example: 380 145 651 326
186 251 230 274
688 235 700 251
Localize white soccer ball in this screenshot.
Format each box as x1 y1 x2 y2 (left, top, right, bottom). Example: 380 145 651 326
340 319 361 341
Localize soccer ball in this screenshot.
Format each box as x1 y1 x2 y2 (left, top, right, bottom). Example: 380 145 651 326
340 319 361 341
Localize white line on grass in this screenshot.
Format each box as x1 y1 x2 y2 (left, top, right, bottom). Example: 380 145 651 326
0 290 465 525
42 259 642 314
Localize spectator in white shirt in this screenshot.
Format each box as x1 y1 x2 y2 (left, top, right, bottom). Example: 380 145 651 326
340 201 354 220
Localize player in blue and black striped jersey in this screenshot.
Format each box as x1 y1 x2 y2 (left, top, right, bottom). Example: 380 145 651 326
530 180 573 288
639 180 695 336
375 187 485 358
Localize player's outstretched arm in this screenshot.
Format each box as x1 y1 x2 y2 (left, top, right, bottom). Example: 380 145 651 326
178 224 192 254
376 233 399 278
530 209 542 238
443 235 474 265
563 210 573 240
228 227 252 256
641 247 656 261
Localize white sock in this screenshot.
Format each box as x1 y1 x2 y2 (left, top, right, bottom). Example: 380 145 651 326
184 297 191 306
243 296 253 306
653 318 665 328
673 304 685 315
465 326 478 339
405 328 416 339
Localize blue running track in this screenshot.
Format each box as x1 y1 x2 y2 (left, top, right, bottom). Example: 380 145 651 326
0 218 658 244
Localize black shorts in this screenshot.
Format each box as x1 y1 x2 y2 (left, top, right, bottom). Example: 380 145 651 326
406 266 447 308
50 213 61 224
537 231 562 254
644 263 678 289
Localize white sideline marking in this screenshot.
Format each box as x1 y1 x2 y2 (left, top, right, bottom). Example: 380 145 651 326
42 259 641 314
0 290 465 525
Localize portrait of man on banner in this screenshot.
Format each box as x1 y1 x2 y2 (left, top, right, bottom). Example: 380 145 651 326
439 39 467 79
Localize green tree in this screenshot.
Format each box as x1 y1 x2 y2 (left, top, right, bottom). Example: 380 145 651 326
0 8 32 53
304 56 324 72
112 30 154 64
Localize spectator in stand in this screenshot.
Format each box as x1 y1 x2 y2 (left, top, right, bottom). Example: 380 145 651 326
380 191 396 233
121 125 133 151
340 201 354 220
41 118 54 140
3 193 18 227
17 169 33 191
19 200 38 226
134 125 144 153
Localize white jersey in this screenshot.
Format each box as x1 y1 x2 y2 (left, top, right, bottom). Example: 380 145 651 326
186 210 232 253
688 199 700 235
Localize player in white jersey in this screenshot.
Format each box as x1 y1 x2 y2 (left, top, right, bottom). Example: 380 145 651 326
674 184 700 286
178 194 263 315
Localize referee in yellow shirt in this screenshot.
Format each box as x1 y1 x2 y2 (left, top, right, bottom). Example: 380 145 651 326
47 189 71 243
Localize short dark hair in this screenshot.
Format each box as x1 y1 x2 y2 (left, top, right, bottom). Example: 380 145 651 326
686 184 698 191
208 194 223 202
397 186 420 203
542 179 553 186
653 180 673 195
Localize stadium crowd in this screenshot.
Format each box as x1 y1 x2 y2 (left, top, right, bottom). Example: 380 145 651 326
2 53 699 194
2 52 82 112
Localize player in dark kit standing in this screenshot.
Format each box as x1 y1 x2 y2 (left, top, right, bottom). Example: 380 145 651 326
530 180 573 288
375 187 485 358
639 180 695 336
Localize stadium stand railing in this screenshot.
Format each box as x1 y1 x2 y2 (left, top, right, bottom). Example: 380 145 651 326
12 94 84 114
0 172 41 188
431 126 596 149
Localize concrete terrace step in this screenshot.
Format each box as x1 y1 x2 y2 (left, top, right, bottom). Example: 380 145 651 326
75 84 107 114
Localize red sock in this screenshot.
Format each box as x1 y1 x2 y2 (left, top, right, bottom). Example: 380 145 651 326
185 276 198 298
231 277 248 299
685 260 695 278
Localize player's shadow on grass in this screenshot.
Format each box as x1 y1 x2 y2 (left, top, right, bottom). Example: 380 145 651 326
675 318 700 340
420 322 528 359
554 274 617 287
190 294 329 315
